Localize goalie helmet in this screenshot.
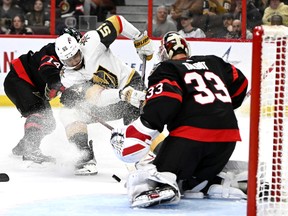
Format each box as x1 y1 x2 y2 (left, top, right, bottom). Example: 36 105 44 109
158 31 190 61
55 33 83 70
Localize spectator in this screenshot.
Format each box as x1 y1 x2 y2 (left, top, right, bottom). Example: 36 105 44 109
178 10 206 38
270 14 283 25
262 0 288 26
167 4 181 30
89 0 117 22
232 0 262 31
226 19 253 39
57 0 85 28
25 0 50 27
15 0 40 13
148 5 177 37
254 0 269 16
172 0 203 19
0 0 24 33
208 0 231 14
6 14 33 34
212 12 233 38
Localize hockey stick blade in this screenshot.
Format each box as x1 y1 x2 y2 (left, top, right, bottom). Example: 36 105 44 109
0 173 9 182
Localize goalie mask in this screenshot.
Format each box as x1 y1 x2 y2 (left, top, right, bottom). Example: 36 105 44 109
55 33 83 70
158 31 190 61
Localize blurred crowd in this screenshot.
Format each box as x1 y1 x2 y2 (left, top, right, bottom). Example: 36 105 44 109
152 0 288 39
0 0 121 35
0 0 287 38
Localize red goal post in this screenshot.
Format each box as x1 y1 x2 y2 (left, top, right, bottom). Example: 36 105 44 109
247 25 288 216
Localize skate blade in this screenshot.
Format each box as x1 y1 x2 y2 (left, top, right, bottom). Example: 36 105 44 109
74 164 98 176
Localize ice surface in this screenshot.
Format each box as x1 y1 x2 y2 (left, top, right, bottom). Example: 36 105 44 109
0 107 249 216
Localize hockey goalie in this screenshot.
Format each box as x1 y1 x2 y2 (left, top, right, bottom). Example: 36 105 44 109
110 31 248 208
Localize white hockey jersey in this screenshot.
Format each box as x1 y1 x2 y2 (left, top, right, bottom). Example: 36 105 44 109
60 15 142 106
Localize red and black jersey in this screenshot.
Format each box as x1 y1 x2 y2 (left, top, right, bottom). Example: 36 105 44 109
142 55 248 142
11 43 63 94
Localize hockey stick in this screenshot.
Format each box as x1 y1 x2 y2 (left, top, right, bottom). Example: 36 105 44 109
141 57 147 84
242 62 275 103
91 114 114 131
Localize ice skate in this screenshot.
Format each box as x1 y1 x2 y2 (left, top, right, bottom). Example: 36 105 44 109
131 185 177 208
12 139 36 156
74 141 98 175
23 149 56 164
74 158 98 175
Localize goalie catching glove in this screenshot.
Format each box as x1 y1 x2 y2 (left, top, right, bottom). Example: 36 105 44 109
44 82 65 100
110 118 159 163
119 86 146 108
60 82 93 108
134 31 154 61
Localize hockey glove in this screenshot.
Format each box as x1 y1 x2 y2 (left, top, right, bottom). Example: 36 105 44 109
44 82 66 101
110 118 159 163
119 86 146 108
60 82 92 108
110 128 125 156
134 31 154 61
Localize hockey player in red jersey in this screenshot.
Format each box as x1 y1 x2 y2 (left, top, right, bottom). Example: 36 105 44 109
54 15 153 175
110 31 248 207
4 27 82 164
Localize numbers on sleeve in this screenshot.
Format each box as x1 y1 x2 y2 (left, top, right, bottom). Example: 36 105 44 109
146 83 163 99
47 57 62 69
98 24 111 37
184 71 231 105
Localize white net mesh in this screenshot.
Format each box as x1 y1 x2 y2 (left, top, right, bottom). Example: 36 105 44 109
256 25 288 216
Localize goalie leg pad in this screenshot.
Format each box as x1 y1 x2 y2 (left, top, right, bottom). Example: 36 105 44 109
207 170 248 200
132 185 177 208
181 180 208 199
127 164 180 207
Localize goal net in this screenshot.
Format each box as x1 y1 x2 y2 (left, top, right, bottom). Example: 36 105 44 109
247 25 288 216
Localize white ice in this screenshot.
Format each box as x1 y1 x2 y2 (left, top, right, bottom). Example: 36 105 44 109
0 107 249 216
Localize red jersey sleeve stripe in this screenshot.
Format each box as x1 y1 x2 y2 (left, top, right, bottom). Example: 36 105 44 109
231 78 248 98
231 65 239 82
154 79 182 91
146 92 182 103
11 59 35 87
40 55 58 62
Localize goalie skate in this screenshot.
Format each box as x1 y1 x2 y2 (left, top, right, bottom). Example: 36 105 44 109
23 149 56 164
74 158 98 175
131 185 177 208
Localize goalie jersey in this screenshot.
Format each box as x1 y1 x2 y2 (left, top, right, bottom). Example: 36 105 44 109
142 55 248 142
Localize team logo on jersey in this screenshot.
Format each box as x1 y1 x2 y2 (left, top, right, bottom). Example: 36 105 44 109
80 35 89 46
92 66 118 88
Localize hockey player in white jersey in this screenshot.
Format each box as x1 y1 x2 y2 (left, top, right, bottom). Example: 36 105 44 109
54 15 154 175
